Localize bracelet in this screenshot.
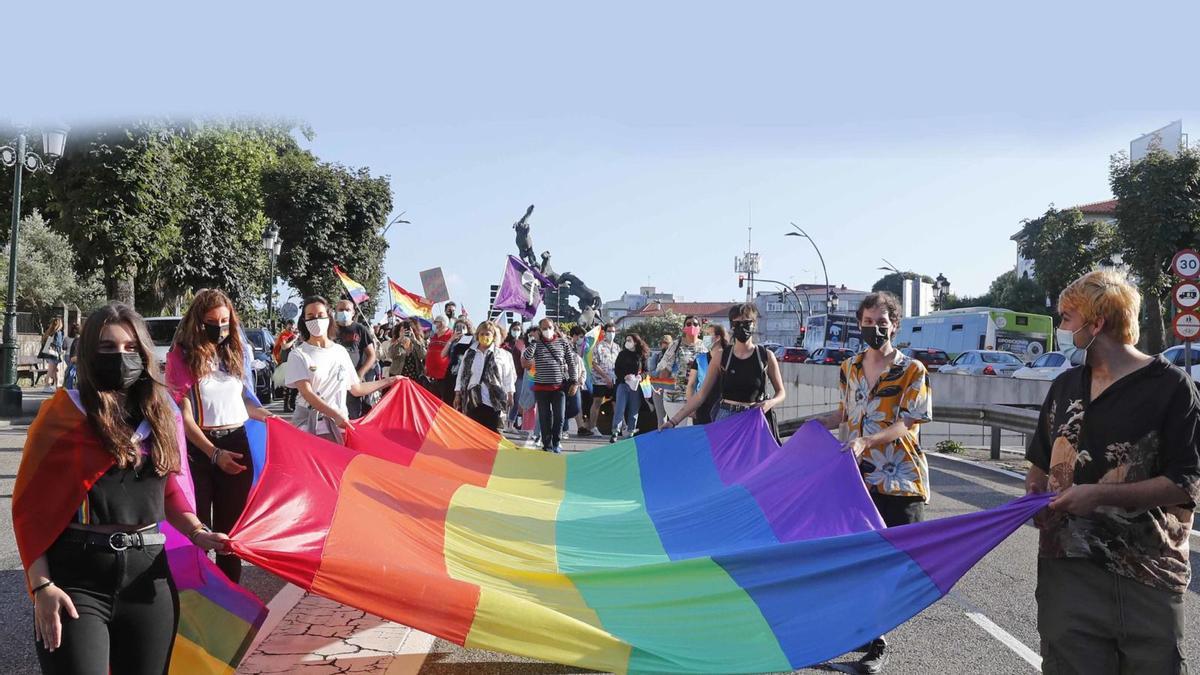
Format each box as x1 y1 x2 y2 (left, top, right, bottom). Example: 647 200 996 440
189 525 212 543
31 580 53 595
210 448 223 465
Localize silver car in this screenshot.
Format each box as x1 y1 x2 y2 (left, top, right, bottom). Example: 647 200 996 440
1012 351 1074 381
940 350 1024 377
1162 346 1200 382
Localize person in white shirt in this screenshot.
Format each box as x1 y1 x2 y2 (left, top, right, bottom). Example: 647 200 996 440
454 321 516 431
285 295 399 442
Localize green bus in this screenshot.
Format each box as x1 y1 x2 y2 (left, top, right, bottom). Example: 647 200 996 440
893 307 1055 361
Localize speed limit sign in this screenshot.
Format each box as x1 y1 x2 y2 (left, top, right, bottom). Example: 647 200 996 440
1172 249 1200 280
1174 311 1200 340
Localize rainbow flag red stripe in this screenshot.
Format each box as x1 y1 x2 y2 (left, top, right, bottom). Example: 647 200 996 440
230 380 1049 673
334 265 370 305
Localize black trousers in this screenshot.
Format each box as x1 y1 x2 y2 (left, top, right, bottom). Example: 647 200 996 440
535 389 565 451
188 426 254 583
870 492 926 527
467 403 501 431
37 534 178 675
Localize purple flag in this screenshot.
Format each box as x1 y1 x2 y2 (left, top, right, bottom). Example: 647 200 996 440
494 255 557 320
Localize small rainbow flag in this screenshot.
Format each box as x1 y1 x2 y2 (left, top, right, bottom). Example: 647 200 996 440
334 265 370 305
388 278 433 329
581 325 604 375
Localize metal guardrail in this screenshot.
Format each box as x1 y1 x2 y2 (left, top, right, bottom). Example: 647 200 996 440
780 403 1039 459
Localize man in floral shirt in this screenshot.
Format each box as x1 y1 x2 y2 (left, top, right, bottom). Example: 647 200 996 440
1026 270 1198 674
819 291 932 673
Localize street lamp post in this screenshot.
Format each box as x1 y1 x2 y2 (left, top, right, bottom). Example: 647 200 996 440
0 126 68 415
262 224 281 332
785 223 833 349
933 273 951 310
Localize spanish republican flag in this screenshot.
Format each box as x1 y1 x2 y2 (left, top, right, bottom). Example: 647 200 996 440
13 391 266 674
229 380 1049 673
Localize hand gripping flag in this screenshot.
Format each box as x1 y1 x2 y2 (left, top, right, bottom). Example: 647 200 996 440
229 381 1050 673
13 391 267 674
494 255 557 320
333 265 370 305
388 278 434 329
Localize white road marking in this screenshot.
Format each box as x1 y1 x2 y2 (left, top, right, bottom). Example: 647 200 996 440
948 592 1042 671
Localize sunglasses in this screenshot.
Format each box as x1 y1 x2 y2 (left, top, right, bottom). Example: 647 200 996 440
684 321 699 327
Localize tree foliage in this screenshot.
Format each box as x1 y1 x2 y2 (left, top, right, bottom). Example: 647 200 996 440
941 270 1049 316
0 211 104 327
263 153 392 316
1016 205 1116 304
1110 147 1200 352
620 311 685 349
871 272 936 298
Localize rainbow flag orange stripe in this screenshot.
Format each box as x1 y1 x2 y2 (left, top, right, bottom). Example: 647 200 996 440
230 380 1050 673
334 265 370 305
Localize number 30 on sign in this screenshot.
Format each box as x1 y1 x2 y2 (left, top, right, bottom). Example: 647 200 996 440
1172 249 1200 280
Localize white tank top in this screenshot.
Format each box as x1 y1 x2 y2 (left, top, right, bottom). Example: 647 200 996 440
196 366 249 428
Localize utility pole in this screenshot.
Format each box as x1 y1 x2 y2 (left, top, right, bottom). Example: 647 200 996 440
734 226 761 304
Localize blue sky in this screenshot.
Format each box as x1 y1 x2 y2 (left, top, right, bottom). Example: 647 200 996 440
12 1 1200 319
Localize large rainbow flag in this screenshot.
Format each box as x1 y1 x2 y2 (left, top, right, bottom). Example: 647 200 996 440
388 277 434 328
229 380 1049 673
333 265 370 305
13 391 267 674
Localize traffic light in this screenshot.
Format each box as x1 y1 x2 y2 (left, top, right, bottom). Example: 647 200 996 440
738 276 745 288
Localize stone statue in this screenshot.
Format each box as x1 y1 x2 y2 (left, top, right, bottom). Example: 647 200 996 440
513 205 538 270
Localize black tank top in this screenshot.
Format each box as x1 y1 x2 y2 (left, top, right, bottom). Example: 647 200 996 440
721 345 767 403
73 409 166 526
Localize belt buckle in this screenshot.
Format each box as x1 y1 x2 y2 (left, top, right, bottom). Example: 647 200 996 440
108 532 132 551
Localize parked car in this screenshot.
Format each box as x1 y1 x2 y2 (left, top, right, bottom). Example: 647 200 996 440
808 347 856 366
142 316 182 371
939 350 1024 377
899 347 950 372
774 347 810 364
243 327 276 404
1012 351 1073 381
1161 345 1200 382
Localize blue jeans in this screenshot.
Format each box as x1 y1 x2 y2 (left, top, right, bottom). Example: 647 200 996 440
613 383 641 435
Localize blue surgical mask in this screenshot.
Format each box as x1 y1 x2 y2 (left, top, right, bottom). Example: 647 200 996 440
335 310 354 325
1056 326 1096 366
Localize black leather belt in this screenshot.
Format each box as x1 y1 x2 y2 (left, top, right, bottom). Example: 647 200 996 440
203 426 244 439
61 524 166 551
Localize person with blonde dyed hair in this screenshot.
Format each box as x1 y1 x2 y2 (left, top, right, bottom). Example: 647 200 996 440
1026 268 1199 674
454 321 516 431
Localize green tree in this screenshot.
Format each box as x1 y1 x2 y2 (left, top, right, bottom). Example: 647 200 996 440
0 211 104 328
1110 148 1200 353
871 272 936 298
1016 205 1116 304
621 311 684 352
46 121 190 306
263 153 392 316
986 269 1050 315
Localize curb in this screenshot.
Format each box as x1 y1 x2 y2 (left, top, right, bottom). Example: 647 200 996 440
0 417 35 428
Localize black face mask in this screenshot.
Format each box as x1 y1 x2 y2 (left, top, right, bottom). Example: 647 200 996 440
204 322 231 344
732 321 754 343
93 352 145 391
863 325 889 350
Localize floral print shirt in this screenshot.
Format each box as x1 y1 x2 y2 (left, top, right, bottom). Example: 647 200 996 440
1026 356 1200 594
839 350 933 500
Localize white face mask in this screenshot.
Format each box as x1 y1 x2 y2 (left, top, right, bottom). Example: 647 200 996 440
702 335 714 349
625 339 635 351
541 328 555 341
306 317 330 337
335 310 354 325
603 332 615 343
1056 326 1097 366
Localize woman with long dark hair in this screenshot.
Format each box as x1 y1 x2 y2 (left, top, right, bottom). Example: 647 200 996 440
611 333 649 443
15 303 229 674
166 288 274 583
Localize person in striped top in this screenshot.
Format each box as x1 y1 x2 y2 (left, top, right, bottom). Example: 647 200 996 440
521 318 579 453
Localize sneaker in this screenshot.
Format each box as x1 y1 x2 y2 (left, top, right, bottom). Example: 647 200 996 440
577 428 595 438
561 431 570 440
858 637 888 674
552 446 563 454
609 433 617 444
